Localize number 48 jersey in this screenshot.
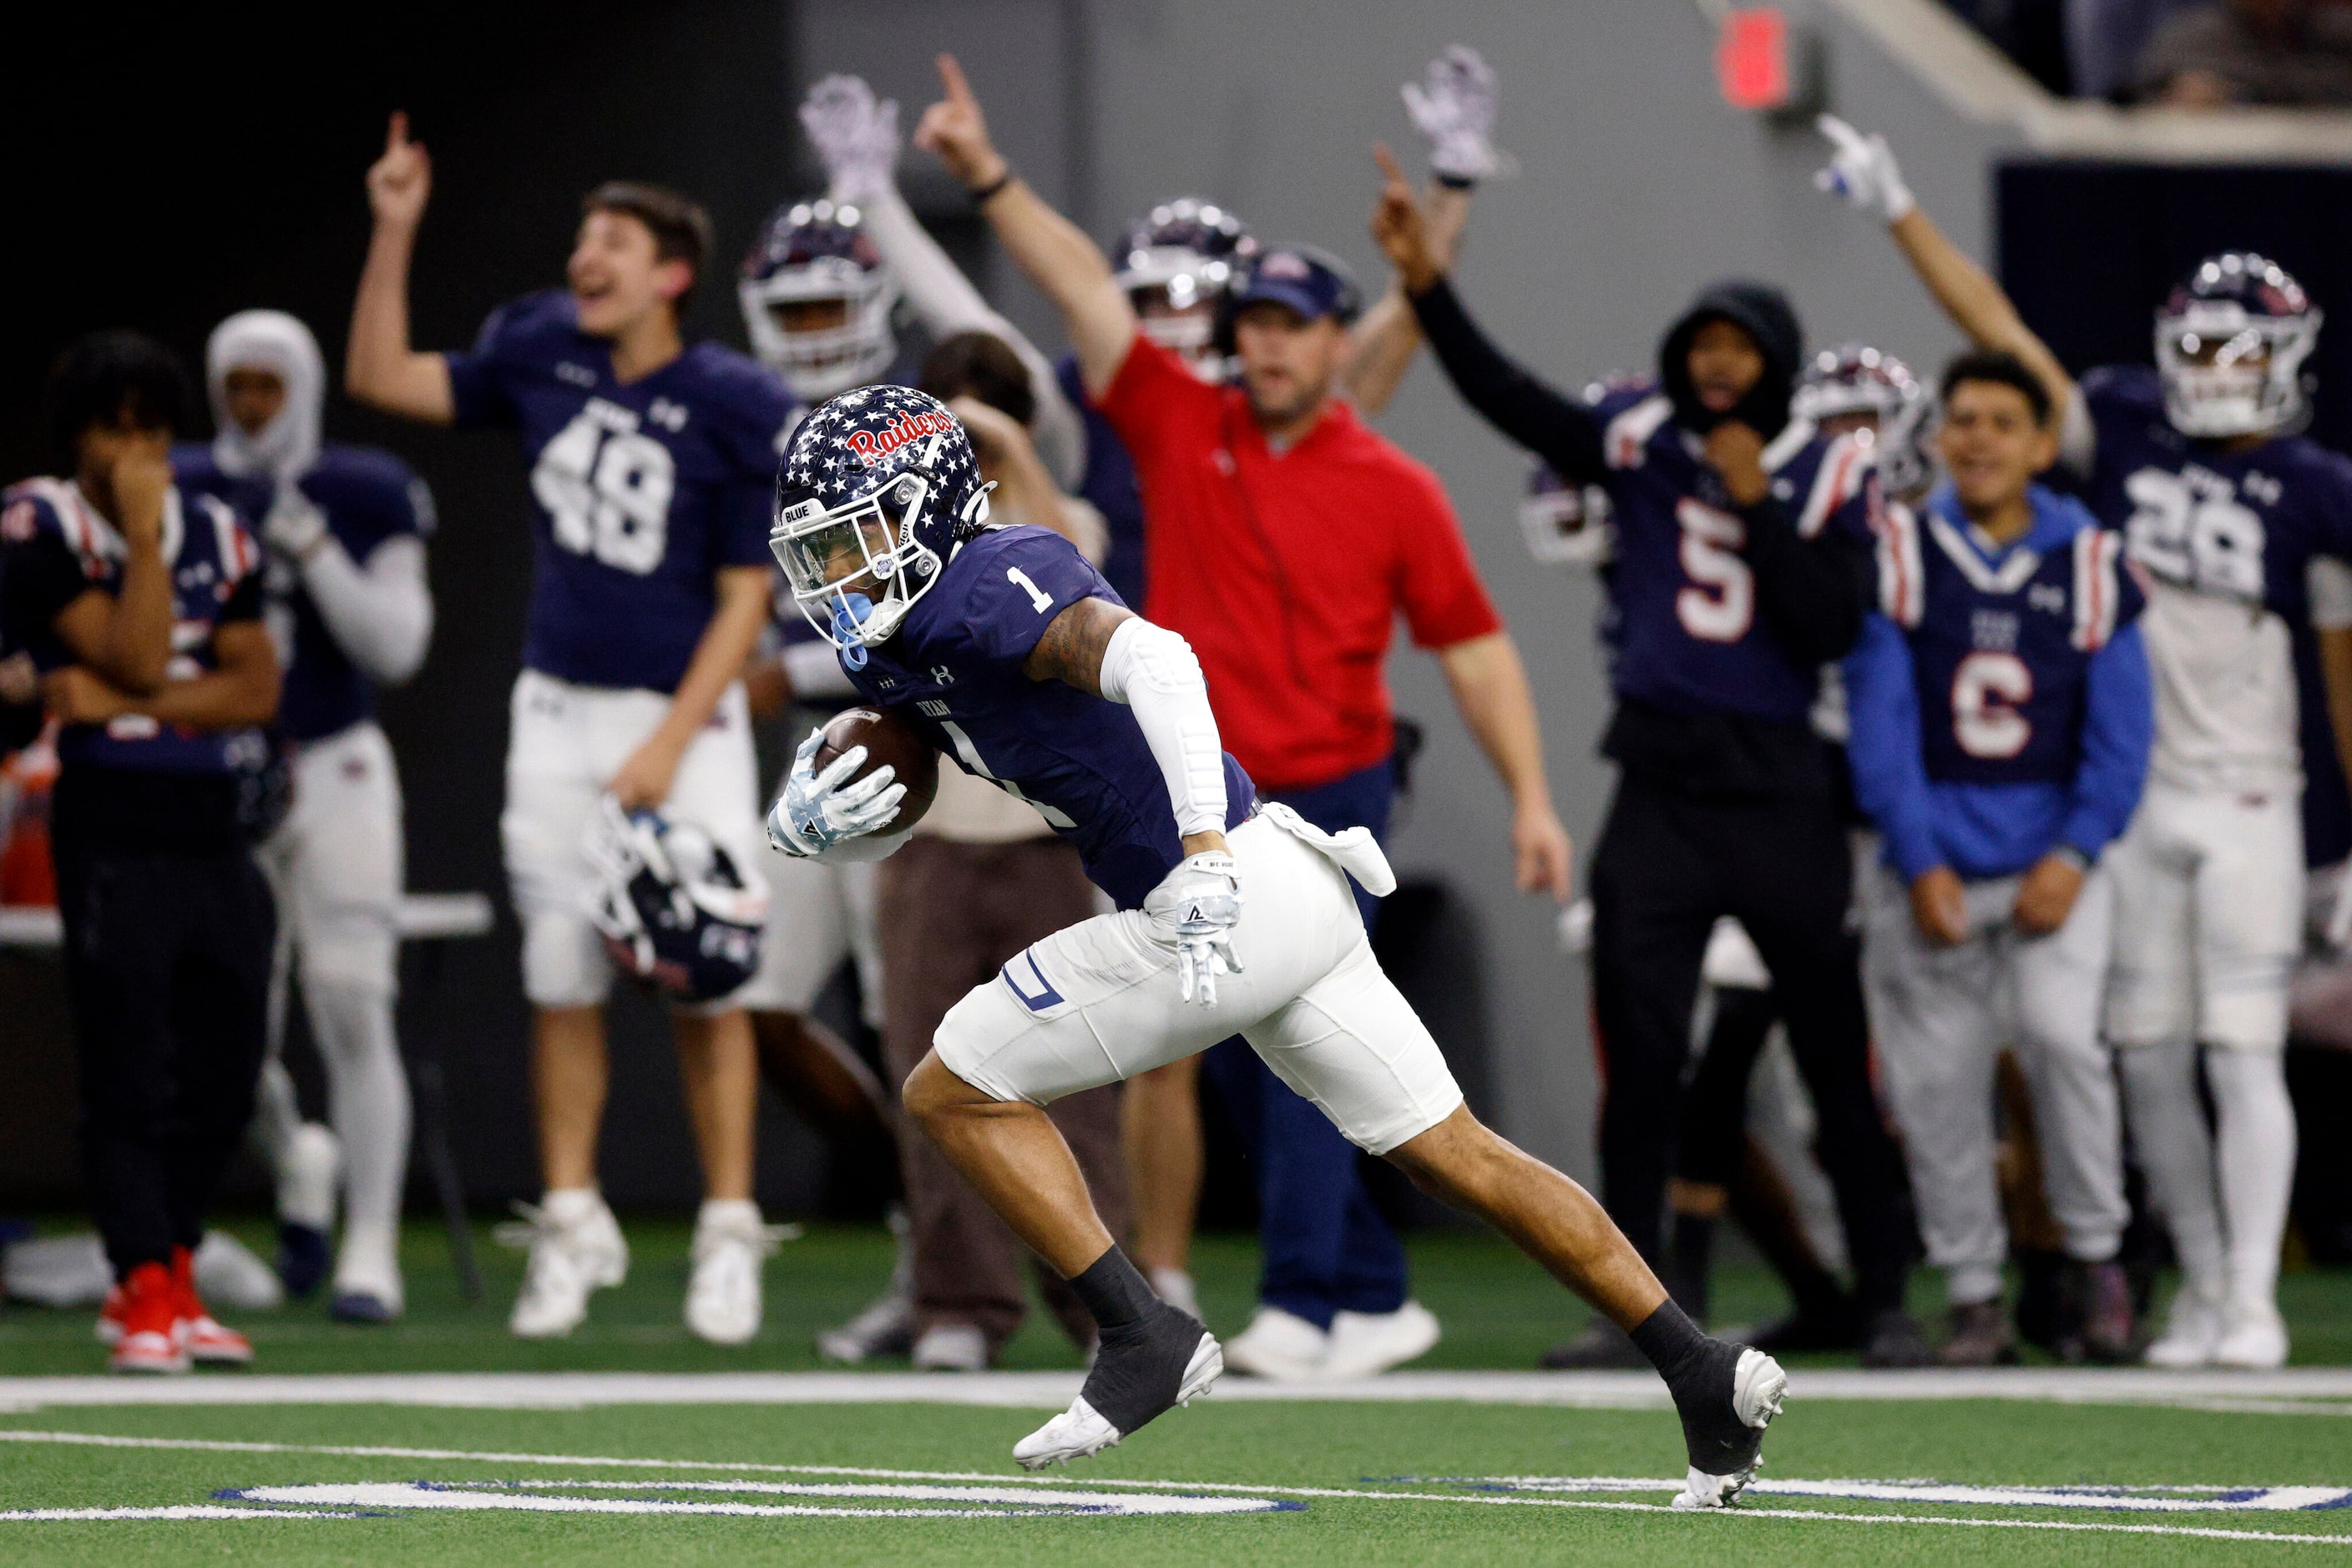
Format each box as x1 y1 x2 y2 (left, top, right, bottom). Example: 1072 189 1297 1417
447 290 799 693
2069 364 2352 792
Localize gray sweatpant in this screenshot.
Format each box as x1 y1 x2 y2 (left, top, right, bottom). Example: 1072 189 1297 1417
1864 862 2127 1305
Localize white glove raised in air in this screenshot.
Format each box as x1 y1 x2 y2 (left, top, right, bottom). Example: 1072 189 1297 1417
1145 850 1244 1007
767 729 905 858
800 73 901 204
1813 114 1914 225
1403 45 1512 185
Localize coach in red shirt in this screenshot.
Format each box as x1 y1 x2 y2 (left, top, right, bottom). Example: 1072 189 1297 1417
916 57 1572 1381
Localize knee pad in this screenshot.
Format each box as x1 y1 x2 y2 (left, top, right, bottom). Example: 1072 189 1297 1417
296 909 399 1000
521 912 611 1009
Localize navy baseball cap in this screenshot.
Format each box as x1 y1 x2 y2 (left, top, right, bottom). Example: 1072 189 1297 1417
1228 243 1363 326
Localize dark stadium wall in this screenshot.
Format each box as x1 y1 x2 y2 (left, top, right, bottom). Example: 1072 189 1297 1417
0 2 837 1214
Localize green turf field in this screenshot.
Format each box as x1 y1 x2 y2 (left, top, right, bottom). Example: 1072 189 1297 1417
3 1219 2349 1562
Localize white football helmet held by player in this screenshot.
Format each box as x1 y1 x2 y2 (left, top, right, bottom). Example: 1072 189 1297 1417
584 798 769 1004
739 199 901 401
2156 251 2321 440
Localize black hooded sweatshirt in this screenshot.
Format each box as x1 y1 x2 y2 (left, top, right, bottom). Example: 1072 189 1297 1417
1409 274 1875 797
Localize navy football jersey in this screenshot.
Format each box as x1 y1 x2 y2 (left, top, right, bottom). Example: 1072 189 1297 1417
2076 366 2352 620
1590 383 1878 724
1057 352 1146 609
842 525 1255 909
1874 488 2142 785
173 443 433 742
0 478 266 776
446 290 798 692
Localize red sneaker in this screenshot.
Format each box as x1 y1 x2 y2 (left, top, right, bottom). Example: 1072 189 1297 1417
95 1284 126 1348
109 1262 190 1374
171 1246 252 1367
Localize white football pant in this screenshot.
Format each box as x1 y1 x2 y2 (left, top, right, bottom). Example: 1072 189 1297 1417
500 670 764 1015
1865 862 2127 1307
2105 781 2300 1319
250 720 411 1290
935 812 1462 1156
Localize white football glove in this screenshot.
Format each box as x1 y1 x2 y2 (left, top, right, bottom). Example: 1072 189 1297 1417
800 73 900 203
1146 850 1243 1007
767 729 904 858
1813 114 1914 225
260 485 329 561
1402 45 1512 185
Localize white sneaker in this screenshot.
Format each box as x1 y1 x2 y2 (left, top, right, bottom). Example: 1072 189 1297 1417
2212 1297 2289 1369
1222 1306 1329 1380
912 1322 990 1371
1323 1300 1442 1379
684 1200 788 1346
2144 1287 2224 1368
1148 1267 1201 1321
497 1190 627 1340
191 1232 285 1312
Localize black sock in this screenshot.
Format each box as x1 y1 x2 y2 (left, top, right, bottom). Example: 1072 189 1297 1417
1629 1298 1709 1387
1068 1245 1159 1333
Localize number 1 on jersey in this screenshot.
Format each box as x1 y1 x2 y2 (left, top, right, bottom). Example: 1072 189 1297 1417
1008 566 1055 614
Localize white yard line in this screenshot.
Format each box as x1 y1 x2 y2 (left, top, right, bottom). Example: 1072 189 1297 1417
2 1367 2350 1411
0 1429 2347 1546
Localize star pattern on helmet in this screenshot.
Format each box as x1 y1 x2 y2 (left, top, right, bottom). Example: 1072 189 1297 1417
780 385 981 510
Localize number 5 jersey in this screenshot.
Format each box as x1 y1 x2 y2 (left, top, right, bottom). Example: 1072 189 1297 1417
445 290 800 692
1844 483 2152 882
2065 364 2352 797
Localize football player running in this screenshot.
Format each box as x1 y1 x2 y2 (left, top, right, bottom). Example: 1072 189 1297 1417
173 311 433 1323
1817 114 2352 1367
766 387 1786 1503
346 114 794 1345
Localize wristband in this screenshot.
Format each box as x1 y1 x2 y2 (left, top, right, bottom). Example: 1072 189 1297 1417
1434 172 1477 191
969 167 1015 205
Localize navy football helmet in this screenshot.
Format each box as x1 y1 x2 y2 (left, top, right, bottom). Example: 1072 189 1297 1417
2157 251 2322 439
1115 198 1257 372
739 199 900 401
1520 460 1613 568
771 387 993 663
1794 342 1935 501
585 800 768 1003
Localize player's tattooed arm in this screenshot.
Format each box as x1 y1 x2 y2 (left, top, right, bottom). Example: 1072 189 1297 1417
1023 596 1135 695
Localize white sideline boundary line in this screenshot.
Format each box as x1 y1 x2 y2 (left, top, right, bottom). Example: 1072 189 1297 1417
3 1367 2351 1411
0 1429 2347 1546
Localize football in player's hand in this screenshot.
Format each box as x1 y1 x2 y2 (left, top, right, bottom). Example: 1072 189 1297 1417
816 707 938 833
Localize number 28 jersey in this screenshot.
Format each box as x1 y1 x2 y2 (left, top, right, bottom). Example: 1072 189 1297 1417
447 290 799 693
2070 365 2352 792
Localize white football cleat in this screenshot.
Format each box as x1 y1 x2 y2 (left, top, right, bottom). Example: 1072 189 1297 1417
1013 1332 1222 1470
2211 1297 2289 1370
498 1191 628 1340
684 1200 786 1347
2144 1287 2224 1368
1671 1348 1789 1510
1222 1305 1329 1380
1323 1300 1442 1379
912 1322 990 1371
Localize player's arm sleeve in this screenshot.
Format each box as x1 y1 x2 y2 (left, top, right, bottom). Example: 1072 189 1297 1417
862 184 1085 492
1843 614 1943 882
1407 276 1606 483
441 302 526 430
1740 475 1876 665
1096 616 1228 838
1396 472 1505 649
2061 621 2153 863
300 534 434 686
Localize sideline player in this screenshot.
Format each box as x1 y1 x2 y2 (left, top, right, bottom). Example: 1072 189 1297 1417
1819 116 2352 1367
5 331 281 1372
765 387 1787 1504
174 310 434 1322
346 114 793 1344
1373 149 1925 1367
1847 352 2152 1364
914 53 1570 1379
